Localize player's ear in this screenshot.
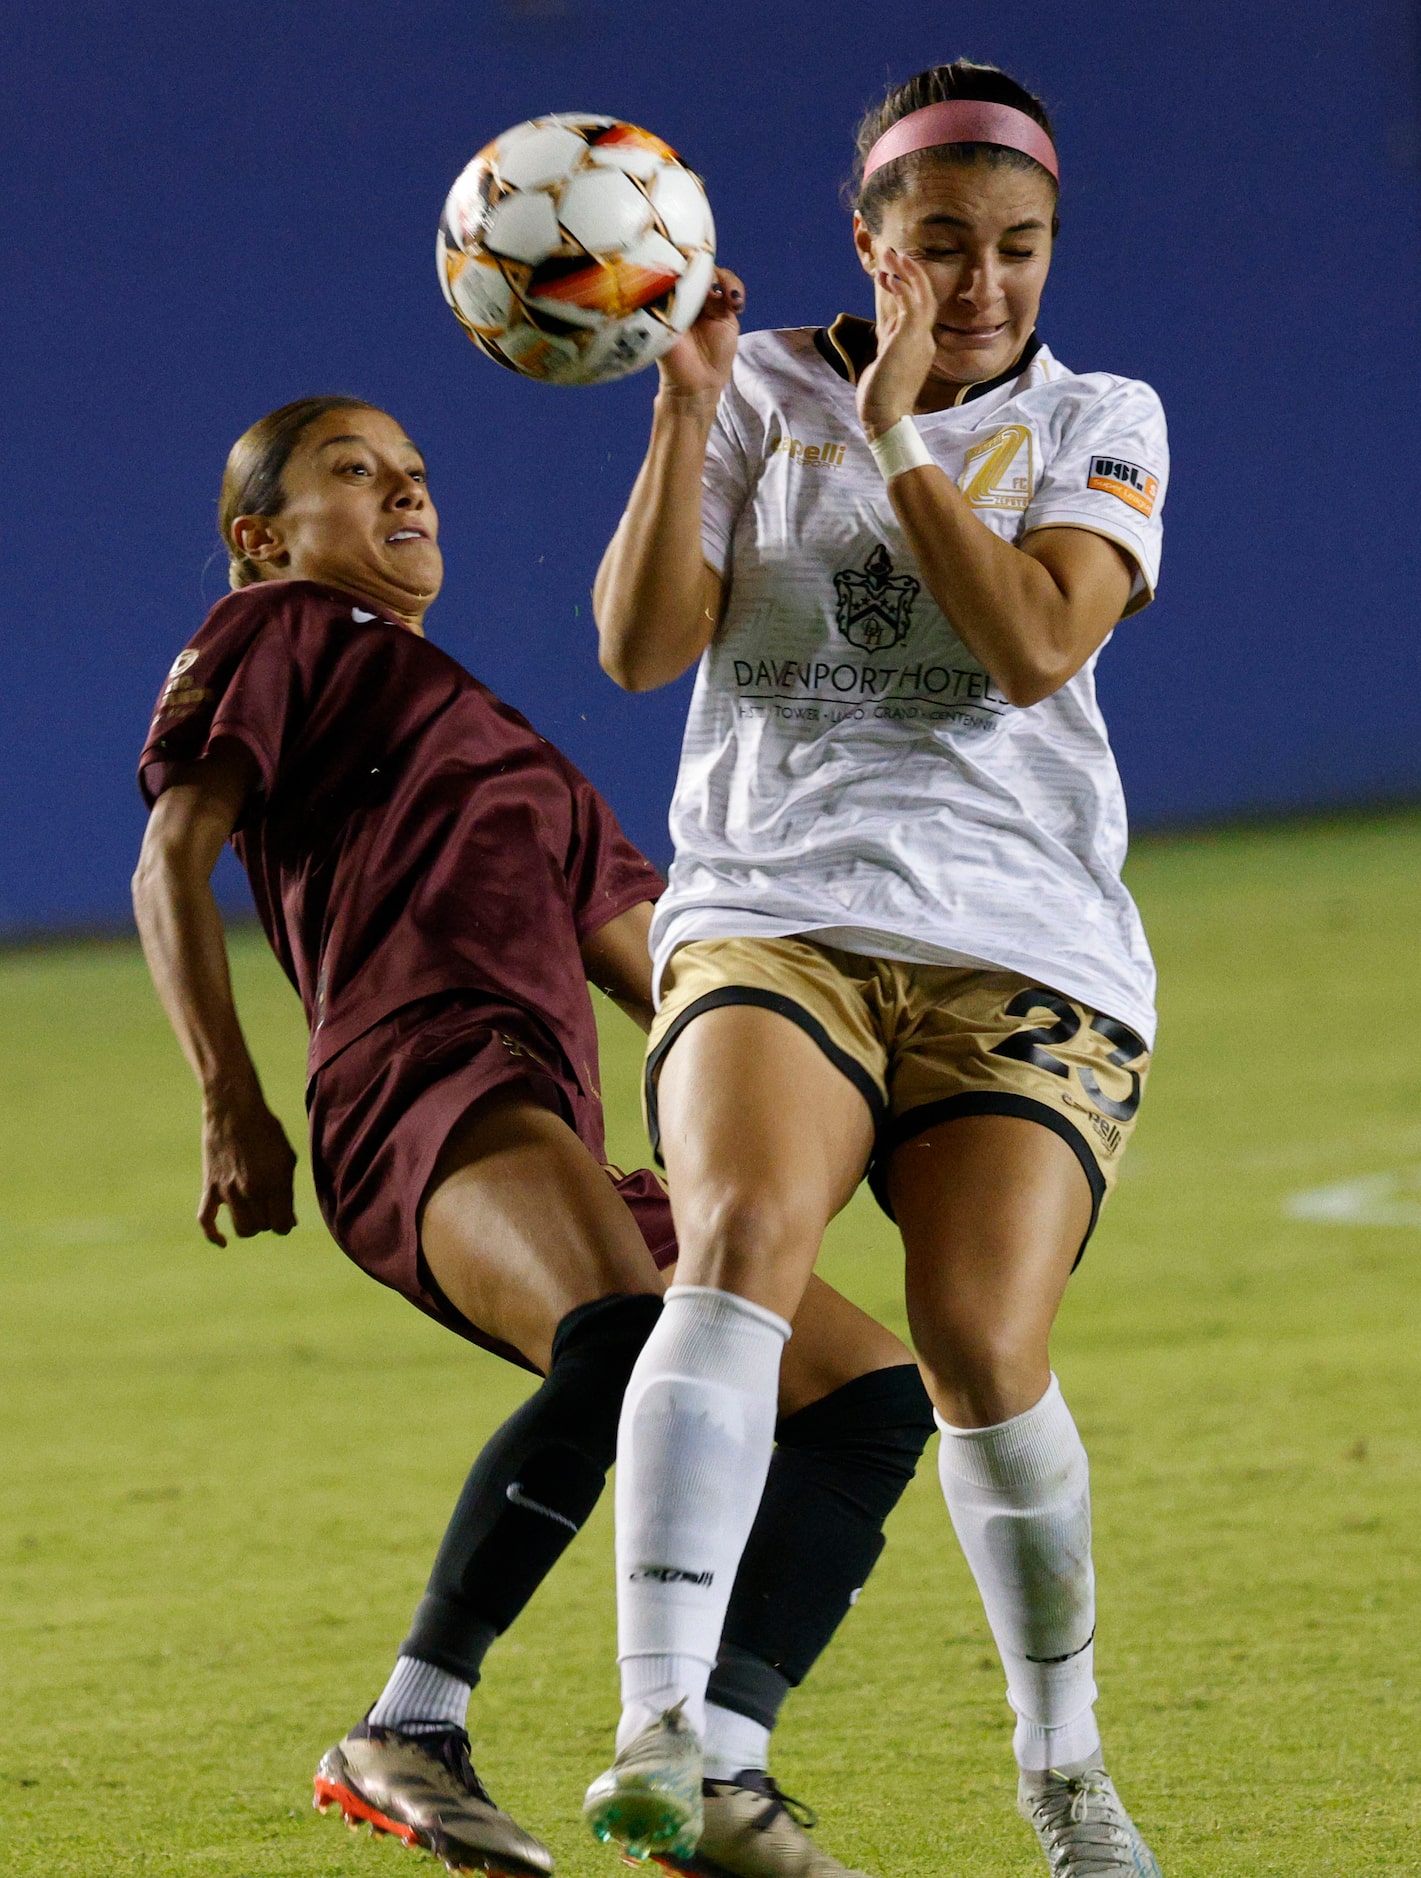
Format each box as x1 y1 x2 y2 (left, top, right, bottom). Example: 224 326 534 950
852 212 878 276
231 513 289 571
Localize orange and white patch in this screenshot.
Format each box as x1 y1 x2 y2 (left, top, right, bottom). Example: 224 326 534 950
1087 455 1158 516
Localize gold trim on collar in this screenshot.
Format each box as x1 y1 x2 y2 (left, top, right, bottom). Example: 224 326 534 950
820 317 1043 405
824 313 877 385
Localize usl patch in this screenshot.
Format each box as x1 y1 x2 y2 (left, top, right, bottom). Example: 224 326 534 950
1087 455 1158 516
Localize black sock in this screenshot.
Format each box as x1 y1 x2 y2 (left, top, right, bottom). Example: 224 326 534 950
708 1363 936 1728
401 1291 662 1683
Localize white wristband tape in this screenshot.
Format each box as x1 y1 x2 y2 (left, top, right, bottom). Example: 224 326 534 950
868 415 933 483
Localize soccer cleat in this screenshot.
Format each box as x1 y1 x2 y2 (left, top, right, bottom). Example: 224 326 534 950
649 1769 871 1877
582 1702 704 1861
313 1721 554 1876
1017 1759 1163 1877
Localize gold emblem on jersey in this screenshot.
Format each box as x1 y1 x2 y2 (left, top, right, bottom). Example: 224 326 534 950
773 435 847 468
959 424 1035 511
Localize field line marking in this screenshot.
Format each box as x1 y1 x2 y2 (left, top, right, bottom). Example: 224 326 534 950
1284 1168 1421 1228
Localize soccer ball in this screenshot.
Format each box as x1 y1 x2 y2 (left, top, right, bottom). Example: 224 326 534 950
437 114 717 386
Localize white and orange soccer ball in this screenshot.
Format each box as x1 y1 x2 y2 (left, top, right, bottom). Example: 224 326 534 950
437 114 717 386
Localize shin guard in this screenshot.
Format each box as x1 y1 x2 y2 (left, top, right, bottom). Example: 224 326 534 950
708 1363 935 1727
402 1291 662 1682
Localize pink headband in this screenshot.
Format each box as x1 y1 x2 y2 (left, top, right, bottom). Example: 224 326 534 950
862 99 1059 184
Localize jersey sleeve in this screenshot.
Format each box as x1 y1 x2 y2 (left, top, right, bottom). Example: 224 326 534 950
1022 378 1169 615
700 374 760 577
561 762 664 942
136 589 298 816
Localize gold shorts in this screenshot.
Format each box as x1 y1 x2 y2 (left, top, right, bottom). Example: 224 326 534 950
645 935 1151 1251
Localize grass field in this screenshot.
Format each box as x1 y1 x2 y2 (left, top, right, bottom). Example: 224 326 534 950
3 813 1419 1876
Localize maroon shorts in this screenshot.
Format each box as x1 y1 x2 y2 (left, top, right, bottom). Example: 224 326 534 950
307 994 676 1373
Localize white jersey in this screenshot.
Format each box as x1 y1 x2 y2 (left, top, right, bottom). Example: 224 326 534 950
650 322 1169 1046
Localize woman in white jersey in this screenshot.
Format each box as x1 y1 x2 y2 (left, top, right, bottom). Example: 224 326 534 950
581 61 1169 1878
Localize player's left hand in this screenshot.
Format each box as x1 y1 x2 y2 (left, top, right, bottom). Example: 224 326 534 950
198 1097 299 1247
857 247 937 440
657 265 744 398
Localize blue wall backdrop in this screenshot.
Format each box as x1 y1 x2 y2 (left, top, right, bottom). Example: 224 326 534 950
3 0 1419 933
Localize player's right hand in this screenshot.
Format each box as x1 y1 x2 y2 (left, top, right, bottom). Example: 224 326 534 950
198 1097 299 1246
858 246 938 439
656 266 744 397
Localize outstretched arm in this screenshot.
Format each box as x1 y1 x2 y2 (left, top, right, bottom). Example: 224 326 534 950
593 269 743 692
131 741 298 1245
857 249 1136 707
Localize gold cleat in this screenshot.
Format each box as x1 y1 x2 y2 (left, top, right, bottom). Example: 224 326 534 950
314 1722 553 1876
583 1703 704 1862
648 1770 871 1877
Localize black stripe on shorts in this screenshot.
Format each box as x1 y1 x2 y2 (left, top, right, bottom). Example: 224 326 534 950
643 986 887 1166
869 1092 1106 1267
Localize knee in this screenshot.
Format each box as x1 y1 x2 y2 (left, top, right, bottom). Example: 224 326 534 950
548 1291 664 1457
673 1183 818 1292
913 1320 1050 1429
778 1364 937 1492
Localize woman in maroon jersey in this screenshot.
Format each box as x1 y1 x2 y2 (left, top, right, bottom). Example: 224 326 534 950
132 394 933 1878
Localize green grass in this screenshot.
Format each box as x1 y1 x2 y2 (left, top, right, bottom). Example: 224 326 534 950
2 812 1419 1875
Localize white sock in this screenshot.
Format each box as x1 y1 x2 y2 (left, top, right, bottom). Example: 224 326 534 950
615 1285 790 1750
703 1702 772 1780
367 1654 472 1734
936 1375 1101 1772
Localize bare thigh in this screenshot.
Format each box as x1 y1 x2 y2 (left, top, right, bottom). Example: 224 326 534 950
421 1082 910 1408
420 1089 662 1374
890 1113 1094 1428
655 1004 877 1322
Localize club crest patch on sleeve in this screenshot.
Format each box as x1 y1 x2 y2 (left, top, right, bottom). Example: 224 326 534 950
1087 456 1159 517
154 649 211 726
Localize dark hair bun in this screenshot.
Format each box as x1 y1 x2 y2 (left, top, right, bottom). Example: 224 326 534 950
218 395 376 589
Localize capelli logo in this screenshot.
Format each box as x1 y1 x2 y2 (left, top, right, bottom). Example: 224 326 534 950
773 435 847 468
629 1565 715 1586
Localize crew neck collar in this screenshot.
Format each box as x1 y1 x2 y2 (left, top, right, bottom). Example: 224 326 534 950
812 313 1043 407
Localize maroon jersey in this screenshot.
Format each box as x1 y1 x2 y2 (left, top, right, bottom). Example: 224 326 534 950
138 581 661 1122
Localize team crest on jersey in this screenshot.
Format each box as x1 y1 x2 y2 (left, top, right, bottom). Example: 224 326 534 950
155 647 211 724
832 544 920 652
959 423 1035 511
